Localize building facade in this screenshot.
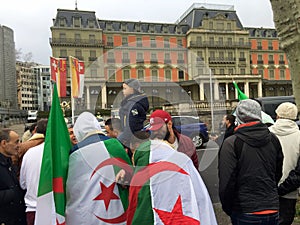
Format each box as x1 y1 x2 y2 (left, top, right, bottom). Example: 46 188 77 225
49 4 291 113
0 25 18 110
33 65 51 111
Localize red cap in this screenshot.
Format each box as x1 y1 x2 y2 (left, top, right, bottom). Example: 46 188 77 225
147 110 172 131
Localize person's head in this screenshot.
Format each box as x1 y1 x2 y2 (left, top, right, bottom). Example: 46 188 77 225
225 114 236 127
36 119 48 136
29 122 37 134
275 102 298 120
122 79 141 97
0 128 20 157
67 124 78 146
74 112 101 142
235 99 262 125
147 110 172 140
105 118 123 138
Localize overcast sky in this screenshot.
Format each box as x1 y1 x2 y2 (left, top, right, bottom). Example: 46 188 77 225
0 0 274 65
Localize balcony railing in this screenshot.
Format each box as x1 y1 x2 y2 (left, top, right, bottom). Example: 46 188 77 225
122 59 130 64
189 41 251 48
50 38 104 47
177 59 185 64
208 57 236 64
164 59 172 64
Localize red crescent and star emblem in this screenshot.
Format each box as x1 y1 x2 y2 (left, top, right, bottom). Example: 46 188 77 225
90 157 133 224
154 195 200 225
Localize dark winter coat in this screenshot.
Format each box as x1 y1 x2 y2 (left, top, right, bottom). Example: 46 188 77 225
0 153 26 225
218 122 283 216
118 93 149 147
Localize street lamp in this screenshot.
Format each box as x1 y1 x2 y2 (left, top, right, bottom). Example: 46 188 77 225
209 69 215 133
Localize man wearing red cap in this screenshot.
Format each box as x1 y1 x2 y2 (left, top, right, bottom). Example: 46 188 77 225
147 110 199 169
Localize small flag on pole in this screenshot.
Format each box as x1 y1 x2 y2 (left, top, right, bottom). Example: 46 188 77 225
78 61 85 98
34 83 72 225
50 57 67 97
70 56 79 98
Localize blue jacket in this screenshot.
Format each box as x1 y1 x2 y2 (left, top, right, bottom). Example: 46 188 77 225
118 93 149 147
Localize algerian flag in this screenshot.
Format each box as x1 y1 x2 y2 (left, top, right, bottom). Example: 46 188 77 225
35 84 72 225
66 138 132 225
233 81 248 100
128 140 217 225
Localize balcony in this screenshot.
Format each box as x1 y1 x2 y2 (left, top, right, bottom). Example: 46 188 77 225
257 60 264 64
89 57 98 61
122 59 130 64
177 59 185 64
50 38 104 47
106 42 114 47
239 58 246 62
208 57 236 64
164 59 172 64
268 60 274 64
189 41 251 49
107 58 115 64
136 59 144 64
279 60 285 64
150 59 158 64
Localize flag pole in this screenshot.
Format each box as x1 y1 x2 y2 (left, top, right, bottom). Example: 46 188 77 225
70 56 75 125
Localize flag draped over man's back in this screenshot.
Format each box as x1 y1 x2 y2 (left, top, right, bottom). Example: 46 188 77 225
34 83 72 225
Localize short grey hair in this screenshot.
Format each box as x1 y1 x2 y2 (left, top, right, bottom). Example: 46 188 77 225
0 128 11 142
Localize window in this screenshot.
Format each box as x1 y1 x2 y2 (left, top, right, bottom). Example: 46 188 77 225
137 69 144 81
268 55 274 61
74 17 80 27
240 68 245 74
75 49 82 58
108 52 114 59
177 39 182 47
218 37 223 45
279 55 284 63
257 41 262 49
90 50 96 57
228 51 233 59
239 38 244 45
165 69 171 81
75 33 81 42
268 41 273 50
122 37 128 46
178 53 183 60
258 69 264 76
220 68 224 74
229 68 234 75
178 70 184 80
151 38 156 47
219 51 224 59
209 37 214 45
59 18 66 27
227 22 232 30
269 70 274 79
164 38 170 48
165 53 170 59
137 52 143 60
151 53 157 60
196 36 202 44
59 33 66 42
123 52 129 59
107 36 113 46
89 34 95 44
209 21 213 29
60 49 67 57
209 51 215 58
88 20 94 28
227 37 232 45
136 37 142 47
108 69 116 81
240 52 245 58
123 69 130 80
280 70 285 79
151 69 158 81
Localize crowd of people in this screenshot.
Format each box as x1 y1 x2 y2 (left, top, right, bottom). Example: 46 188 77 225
0 79 300 225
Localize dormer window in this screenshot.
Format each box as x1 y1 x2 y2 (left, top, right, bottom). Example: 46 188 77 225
121 23 127 32
149 24 154 33
59 18 66 27
88 20 95 28
107 23 112 31
74 17 81 28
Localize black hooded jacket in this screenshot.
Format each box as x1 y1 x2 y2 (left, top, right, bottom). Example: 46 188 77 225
118 93 149 147
218 122 283 216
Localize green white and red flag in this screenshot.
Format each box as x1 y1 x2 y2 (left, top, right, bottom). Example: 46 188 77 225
65 133 132 225
34 83 72 225
128 140 217 225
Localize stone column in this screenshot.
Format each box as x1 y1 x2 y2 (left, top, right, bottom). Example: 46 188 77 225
244 81 249 97
199 82 205 101
225 83 229 100
86 86 90 110
101 85 107 109
258 80 263 97
214 81 219 100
